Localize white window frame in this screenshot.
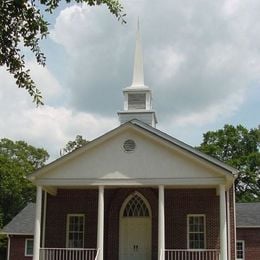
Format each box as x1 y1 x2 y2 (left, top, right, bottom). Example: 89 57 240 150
187 214 206 249
66 214 85 248
236 240 245 260
24 238 34 256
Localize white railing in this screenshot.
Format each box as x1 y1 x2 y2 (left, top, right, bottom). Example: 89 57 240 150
164 249 220 260
40 248 99 260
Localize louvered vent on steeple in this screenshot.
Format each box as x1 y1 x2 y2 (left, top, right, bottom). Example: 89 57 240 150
128 93 146 110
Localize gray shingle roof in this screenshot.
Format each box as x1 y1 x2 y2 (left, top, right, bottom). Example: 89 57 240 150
1 203 35 235
236 202 260 227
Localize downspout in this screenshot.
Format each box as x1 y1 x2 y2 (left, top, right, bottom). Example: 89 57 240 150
226 190 231 260
233 185 237 260
7 235 10 260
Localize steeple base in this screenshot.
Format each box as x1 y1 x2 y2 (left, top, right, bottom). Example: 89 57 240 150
118 111 157 127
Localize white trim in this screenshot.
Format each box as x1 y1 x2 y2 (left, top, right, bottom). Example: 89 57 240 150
33 186 42 260
35 177 226 187
119 191 152 218
158 185 165 260
7 235 10 260
0 232 34 235
237 226 260 228
66 214 85 248
119 191 152 260
28 122 237 182
97 185 104 260
187 214 206 249
42 191 47 248
25 238 34 256
233 185 237 260
236 240 245 260
226 190 231 260
219 184 228 260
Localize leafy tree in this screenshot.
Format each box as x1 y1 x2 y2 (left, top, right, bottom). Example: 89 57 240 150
0 138 49 228
0 0 125 105
197 125 260 202
60 135 88 155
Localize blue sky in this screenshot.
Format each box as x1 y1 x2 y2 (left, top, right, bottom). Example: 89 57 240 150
0 0 259 160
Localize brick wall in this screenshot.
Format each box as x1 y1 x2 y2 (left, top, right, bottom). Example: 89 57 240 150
9 235 33 260
237 228 260 260
45 189 98 248
165 189 220 250
45 187 235 260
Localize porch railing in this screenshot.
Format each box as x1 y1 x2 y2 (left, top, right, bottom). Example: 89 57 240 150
40 248 100 260
164 249 220 260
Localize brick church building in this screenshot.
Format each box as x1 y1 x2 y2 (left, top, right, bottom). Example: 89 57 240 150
2 24 258 260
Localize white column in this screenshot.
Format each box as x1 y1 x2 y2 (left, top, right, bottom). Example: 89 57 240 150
33 186 42 260
97 186 104 260
42 191 47 248
7 235 10 260
219 184 228 260
158 185 165 260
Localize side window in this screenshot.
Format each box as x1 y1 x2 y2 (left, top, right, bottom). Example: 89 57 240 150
236 240 245 260
66 214 85 248
25 239 34 256
187 215 206 249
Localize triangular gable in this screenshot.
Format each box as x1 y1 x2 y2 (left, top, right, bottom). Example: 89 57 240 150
28 120 237 188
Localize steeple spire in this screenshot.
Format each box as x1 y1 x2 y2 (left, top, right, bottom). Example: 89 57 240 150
132 18 144 87
118 20 158 127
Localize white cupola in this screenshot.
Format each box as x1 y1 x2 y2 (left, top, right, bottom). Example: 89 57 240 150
118 21 157 127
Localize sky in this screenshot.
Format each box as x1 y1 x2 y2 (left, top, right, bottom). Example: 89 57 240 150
0 0 259 161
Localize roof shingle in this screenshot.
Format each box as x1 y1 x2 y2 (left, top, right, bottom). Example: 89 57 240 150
1 203 35 235
236 202 260 227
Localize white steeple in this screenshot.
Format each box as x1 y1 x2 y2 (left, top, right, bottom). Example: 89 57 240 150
118 21 157 127
132 19 144 87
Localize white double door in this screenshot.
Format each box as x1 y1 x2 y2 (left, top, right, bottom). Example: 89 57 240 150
119 217 151 260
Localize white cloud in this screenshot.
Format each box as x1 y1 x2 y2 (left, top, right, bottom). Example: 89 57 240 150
223 0 241 16
48 0 260 128
1 0 260 162
0 64 117 161
150 46 185 82
17 106 117 159
170 89 245 127
28 61 63 102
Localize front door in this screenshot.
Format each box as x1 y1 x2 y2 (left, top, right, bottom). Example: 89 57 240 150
119 193 151 260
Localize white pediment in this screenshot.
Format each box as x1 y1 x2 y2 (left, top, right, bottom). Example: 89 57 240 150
31 123 235 187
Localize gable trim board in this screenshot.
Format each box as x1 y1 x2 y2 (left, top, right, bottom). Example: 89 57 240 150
28 120 237 190
237 226 260 228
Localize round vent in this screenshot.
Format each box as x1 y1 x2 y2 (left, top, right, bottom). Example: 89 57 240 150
123 139 136 152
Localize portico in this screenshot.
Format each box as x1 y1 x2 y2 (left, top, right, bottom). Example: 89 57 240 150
31 162 233 260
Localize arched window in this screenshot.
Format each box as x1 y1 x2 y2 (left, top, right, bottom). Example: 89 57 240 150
123 193 150 217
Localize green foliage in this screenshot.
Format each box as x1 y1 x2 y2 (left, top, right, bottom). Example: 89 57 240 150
60 135 88 155
197 125 260 202
0 0 125 105
0 138 49 228
0 234 7 259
